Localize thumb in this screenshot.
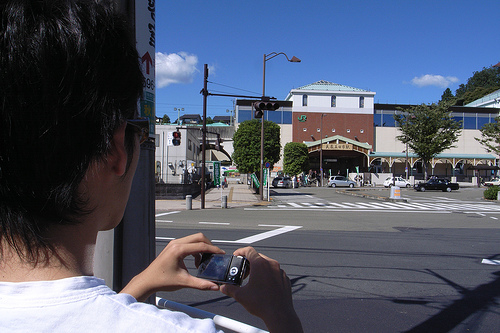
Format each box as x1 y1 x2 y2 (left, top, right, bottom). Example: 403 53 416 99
220 283 241 299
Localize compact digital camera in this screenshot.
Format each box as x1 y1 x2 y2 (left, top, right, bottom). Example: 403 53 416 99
196 253 249 286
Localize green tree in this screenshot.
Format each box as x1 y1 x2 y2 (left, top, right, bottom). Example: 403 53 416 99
232 119 281 175
394 103 462 179
454 65 500 105
283 142 309 177
476 115 500 155
440 88 454 103
459 86 500 105
161 114 170 124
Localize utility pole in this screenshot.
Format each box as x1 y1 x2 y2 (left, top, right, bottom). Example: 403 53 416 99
201 64 208 209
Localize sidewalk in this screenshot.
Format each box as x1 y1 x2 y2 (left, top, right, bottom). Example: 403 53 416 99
155 183 263 211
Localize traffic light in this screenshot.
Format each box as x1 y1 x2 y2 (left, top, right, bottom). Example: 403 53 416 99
172 130 181 146
254 106 263 119
253 100 280 118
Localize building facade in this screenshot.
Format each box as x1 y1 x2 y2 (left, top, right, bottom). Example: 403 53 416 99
162 80 500 185
155 124 234 184
373 103 499 182
286 80 376 145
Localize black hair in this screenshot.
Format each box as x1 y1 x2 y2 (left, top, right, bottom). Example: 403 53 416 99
0 0 144 261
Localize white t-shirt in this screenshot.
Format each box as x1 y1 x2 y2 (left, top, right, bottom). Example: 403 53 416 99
0 276 220 332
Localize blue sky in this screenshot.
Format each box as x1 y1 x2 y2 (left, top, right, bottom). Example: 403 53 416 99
154 0 500 121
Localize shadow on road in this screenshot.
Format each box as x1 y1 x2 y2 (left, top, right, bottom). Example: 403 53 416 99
269 190 315 197
403 269 500 332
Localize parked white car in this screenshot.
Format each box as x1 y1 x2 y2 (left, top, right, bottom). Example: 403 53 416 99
484 178 500 186
383 176 411 188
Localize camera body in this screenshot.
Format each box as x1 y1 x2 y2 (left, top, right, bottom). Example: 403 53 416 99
196 253 249 286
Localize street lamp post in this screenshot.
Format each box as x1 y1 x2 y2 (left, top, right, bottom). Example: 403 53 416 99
174 107 184 125
226 109 233 127
320 113 326 186
260 52 300 201
405 142 409 180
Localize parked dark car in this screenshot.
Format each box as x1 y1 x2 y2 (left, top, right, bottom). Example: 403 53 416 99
272 176 292 188
414 178 459 192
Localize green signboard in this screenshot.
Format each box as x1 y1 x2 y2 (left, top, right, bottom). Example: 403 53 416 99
213 161 221 186
263 168 268 187
251 173 260 188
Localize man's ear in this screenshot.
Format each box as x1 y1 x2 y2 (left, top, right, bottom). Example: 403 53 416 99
108 123 128 177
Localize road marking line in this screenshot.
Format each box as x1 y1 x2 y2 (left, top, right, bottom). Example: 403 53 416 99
156 220 173 223
435 197 458 201
155 211 180 217
199 222 230 225
482 259 500 265
327 202 345 208
212 225 302 244
259 224 290 227
156 225 302 244
247 207 451 213
491 217 498 220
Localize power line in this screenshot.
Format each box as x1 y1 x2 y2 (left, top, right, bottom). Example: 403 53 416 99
207 80 260 96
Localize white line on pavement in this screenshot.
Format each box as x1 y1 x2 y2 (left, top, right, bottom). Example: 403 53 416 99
212 225 302 244
199 222 231 225
156 220 173 223
155 211 180 217
482 259 500 265
245 207 451 213
155 225 302 244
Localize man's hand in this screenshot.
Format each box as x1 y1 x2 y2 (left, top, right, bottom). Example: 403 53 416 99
220 247 303 333
120 233 225 302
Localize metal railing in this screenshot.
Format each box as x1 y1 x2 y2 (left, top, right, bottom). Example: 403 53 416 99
156 297 268 333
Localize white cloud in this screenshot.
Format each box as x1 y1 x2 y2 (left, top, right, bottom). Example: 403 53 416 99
155 52 198 88
411 74 459 88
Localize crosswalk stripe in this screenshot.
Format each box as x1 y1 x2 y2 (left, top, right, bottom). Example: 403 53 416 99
270 201 500 212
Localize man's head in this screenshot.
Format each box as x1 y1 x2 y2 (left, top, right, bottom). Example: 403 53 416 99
0 0 144 260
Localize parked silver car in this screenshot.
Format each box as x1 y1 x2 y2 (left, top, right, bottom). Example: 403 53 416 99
328 176 356 188
272 176 292 188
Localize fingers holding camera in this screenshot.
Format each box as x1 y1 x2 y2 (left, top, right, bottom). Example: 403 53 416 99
120 233 225 301
220 247 303 333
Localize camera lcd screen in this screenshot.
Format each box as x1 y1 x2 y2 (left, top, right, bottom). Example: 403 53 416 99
197 254 232 281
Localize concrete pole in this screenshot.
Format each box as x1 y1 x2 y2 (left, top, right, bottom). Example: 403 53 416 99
94 0 156 305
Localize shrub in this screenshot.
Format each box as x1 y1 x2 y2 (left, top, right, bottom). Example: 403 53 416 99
484 186 500 200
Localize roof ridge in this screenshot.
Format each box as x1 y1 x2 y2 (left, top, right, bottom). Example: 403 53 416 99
296 80 369 92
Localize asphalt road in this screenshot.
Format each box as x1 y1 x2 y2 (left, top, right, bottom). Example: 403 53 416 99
155 186 500 332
